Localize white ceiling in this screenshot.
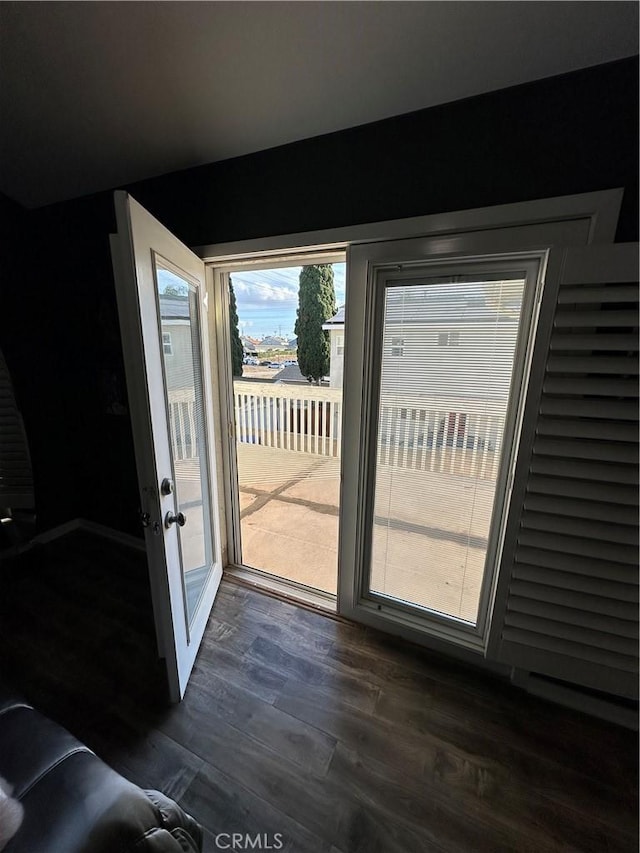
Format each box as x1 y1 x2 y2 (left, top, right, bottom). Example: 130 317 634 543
1 1 637 208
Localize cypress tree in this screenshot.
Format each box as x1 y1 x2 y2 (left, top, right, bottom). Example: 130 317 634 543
295 265 336 384
229 277 243 377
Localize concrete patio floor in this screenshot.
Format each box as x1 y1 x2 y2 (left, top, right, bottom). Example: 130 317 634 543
236 443 493 623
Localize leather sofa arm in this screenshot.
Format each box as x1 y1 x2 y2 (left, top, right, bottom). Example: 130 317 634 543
0 695 203 853
138 790 203 852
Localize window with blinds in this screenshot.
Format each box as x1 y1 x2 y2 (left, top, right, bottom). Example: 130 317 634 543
368 274 526 625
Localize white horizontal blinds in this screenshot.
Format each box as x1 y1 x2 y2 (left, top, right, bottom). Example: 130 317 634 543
369 275 525 624
494 244 639 698
0 347 34 509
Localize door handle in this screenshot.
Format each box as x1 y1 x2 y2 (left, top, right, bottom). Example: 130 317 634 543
165 511 187 529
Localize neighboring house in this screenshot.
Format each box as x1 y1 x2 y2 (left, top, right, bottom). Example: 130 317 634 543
240 335 290 355
159 294 194 391
240 335 259 353
322 305 345 389
380 281 521 401
323 287 522 451
260 335 288 349
158 294 199 459
324 287 519 401
378 282 523 452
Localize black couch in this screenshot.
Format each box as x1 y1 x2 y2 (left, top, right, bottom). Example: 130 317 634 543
0 686 203 852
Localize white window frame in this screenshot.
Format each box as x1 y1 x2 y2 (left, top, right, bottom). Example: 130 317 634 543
196 189 622 657
162 331 173 355
335 334 344 357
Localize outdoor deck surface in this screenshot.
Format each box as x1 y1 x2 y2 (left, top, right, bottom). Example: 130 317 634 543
236 443 491 622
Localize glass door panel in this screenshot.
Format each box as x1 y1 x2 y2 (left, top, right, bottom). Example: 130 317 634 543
156 261 213 627
368 273 526 625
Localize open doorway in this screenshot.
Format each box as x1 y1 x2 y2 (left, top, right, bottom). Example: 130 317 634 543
219 257 346 601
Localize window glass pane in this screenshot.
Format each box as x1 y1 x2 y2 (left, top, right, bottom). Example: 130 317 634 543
157 264 213 628
370 275 525 624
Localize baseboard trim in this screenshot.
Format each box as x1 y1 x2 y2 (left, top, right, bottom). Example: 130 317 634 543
511 669 638 730
32 518 83 544
33 518 146 552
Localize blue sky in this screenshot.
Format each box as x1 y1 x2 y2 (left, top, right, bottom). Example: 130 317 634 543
231 263 346 340
157 263 346 341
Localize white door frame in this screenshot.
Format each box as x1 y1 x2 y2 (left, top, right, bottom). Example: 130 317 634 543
207 252 345 609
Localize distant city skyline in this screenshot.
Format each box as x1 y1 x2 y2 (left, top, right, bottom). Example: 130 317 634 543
232 263 346 339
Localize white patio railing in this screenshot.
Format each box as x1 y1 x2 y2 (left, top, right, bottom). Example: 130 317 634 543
169 381 506 480
233 380 343 457
376 403 504 480
168 388 199 461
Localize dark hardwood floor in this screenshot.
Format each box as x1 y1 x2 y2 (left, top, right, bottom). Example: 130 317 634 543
0 531 637 852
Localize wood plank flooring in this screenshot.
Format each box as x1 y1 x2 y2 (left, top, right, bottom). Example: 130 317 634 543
0 531 637 852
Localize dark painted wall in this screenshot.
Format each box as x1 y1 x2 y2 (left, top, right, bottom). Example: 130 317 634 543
1 57 637 536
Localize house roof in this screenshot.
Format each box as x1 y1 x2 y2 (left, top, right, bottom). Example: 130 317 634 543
275 365 308 384
323 305 345 330
159 294 189 320
240 336 259 351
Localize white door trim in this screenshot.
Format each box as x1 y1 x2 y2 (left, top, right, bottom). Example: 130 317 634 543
195 189 622 262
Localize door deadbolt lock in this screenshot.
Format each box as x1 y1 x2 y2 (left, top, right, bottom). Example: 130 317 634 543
161 478 174 495
165 511 186 529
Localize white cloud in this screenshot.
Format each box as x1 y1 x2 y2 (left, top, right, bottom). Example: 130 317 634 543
233 262 346 311
233 278 298 306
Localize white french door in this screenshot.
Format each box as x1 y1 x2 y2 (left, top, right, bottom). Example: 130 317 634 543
338 204 621 655
340 240 546 650
110 192 223 701
195 190 637 693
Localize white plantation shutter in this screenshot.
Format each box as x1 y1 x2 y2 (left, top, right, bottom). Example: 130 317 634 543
490 244 639 698
0 347 34 509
